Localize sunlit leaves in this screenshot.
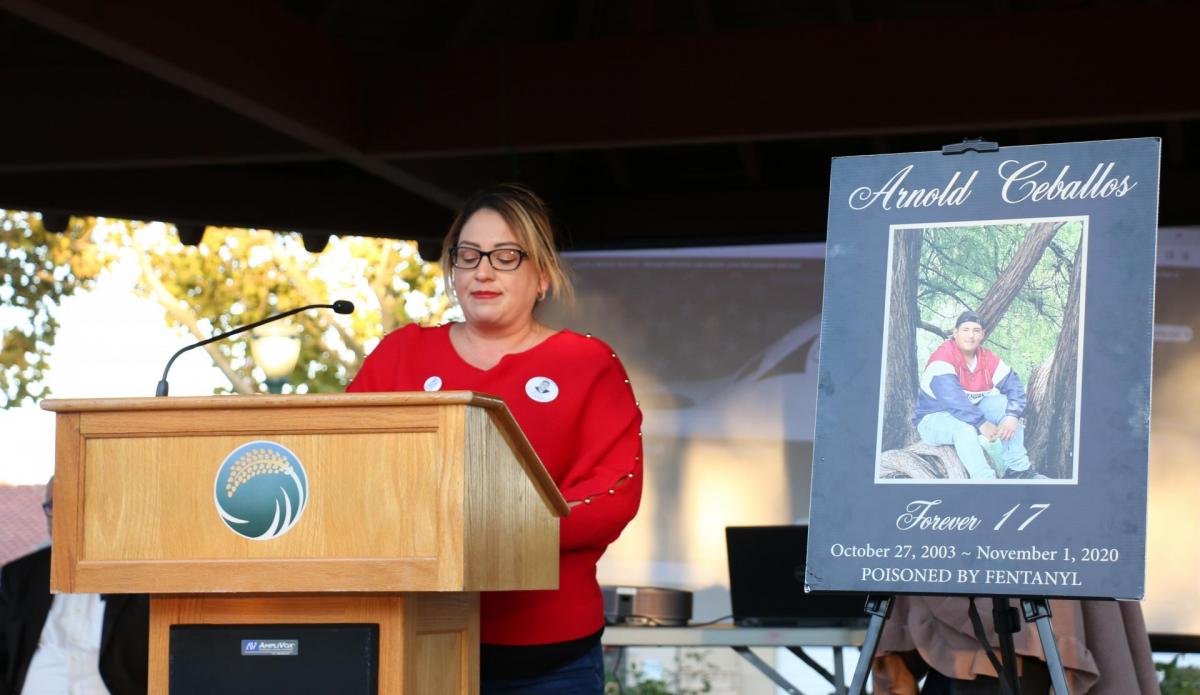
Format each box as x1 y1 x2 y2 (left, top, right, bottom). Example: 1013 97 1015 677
0 212 114 407
0 211 449 405
133 224 451 395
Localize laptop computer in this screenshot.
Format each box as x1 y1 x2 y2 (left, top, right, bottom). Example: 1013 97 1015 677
726 524 869 627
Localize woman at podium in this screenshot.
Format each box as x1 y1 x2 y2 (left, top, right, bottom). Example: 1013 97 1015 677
348 183 644 694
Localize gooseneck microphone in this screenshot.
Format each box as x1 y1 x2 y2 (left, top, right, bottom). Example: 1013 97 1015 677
154 300 355 397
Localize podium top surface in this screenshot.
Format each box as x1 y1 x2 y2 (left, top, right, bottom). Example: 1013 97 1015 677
42 391 569 518
40 391 504 413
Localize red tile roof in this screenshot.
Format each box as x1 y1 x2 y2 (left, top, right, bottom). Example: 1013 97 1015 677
0 485 49 567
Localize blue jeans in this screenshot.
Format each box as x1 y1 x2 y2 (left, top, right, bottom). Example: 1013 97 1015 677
481 643 605 695
917 394 1031 479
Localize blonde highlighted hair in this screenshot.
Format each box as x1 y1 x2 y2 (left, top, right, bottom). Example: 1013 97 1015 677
440 183 574 305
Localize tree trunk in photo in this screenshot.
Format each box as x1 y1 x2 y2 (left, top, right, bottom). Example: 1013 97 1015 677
881 228 922 451
1025 242 1083 478
1023 357 1053 471
977 221 1064 330
879 442 971 479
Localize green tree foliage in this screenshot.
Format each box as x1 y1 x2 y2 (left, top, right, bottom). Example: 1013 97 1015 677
125 222 451 395
0 212 450 405
1158 655 1200 695
608 649 717 695
0 212 113 407
916 222 1082 379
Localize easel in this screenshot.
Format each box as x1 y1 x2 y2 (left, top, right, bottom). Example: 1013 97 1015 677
846 594 1072 695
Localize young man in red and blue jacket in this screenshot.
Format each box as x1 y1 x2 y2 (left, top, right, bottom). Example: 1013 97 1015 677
912 311 1039 480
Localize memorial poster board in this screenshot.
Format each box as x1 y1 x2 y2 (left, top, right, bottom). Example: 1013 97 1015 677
806 138 1160 599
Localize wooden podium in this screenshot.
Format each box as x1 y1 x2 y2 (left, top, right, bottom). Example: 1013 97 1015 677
40 392 568 694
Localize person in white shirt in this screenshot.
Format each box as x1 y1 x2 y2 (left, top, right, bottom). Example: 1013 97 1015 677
0 478 148 695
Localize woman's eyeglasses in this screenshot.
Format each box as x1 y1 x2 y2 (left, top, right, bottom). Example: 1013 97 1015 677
450 247 528 271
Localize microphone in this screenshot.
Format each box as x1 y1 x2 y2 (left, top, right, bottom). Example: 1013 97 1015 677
154 301 355 397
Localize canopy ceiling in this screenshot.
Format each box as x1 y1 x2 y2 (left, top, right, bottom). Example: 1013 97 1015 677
1 0 1198 255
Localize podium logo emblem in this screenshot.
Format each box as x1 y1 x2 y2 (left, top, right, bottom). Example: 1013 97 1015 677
214 441 309 540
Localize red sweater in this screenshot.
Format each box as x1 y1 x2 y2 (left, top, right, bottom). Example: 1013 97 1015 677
346 323 643 645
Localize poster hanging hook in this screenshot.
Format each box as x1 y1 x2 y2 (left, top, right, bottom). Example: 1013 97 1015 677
942 137 1000 155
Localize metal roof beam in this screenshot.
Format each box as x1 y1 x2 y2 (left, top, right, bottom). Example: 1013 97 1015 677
1 0 460 208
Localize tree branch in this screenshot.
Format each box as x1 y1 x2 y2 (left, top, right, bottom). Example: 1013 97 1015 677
927 244 989 301
298 312 362 373
977 221 1064 330
919 320 948 339
135 245 255 395
920 259 984 305
369 244 401 335
276 245 365 360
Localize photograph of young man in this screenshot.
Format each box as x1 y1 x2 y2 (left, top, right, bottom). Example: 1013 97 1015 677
911 311 1042 480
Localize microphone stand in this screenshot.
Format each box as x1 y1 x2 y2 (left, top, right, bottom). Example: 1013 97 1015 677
155 301 353 397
